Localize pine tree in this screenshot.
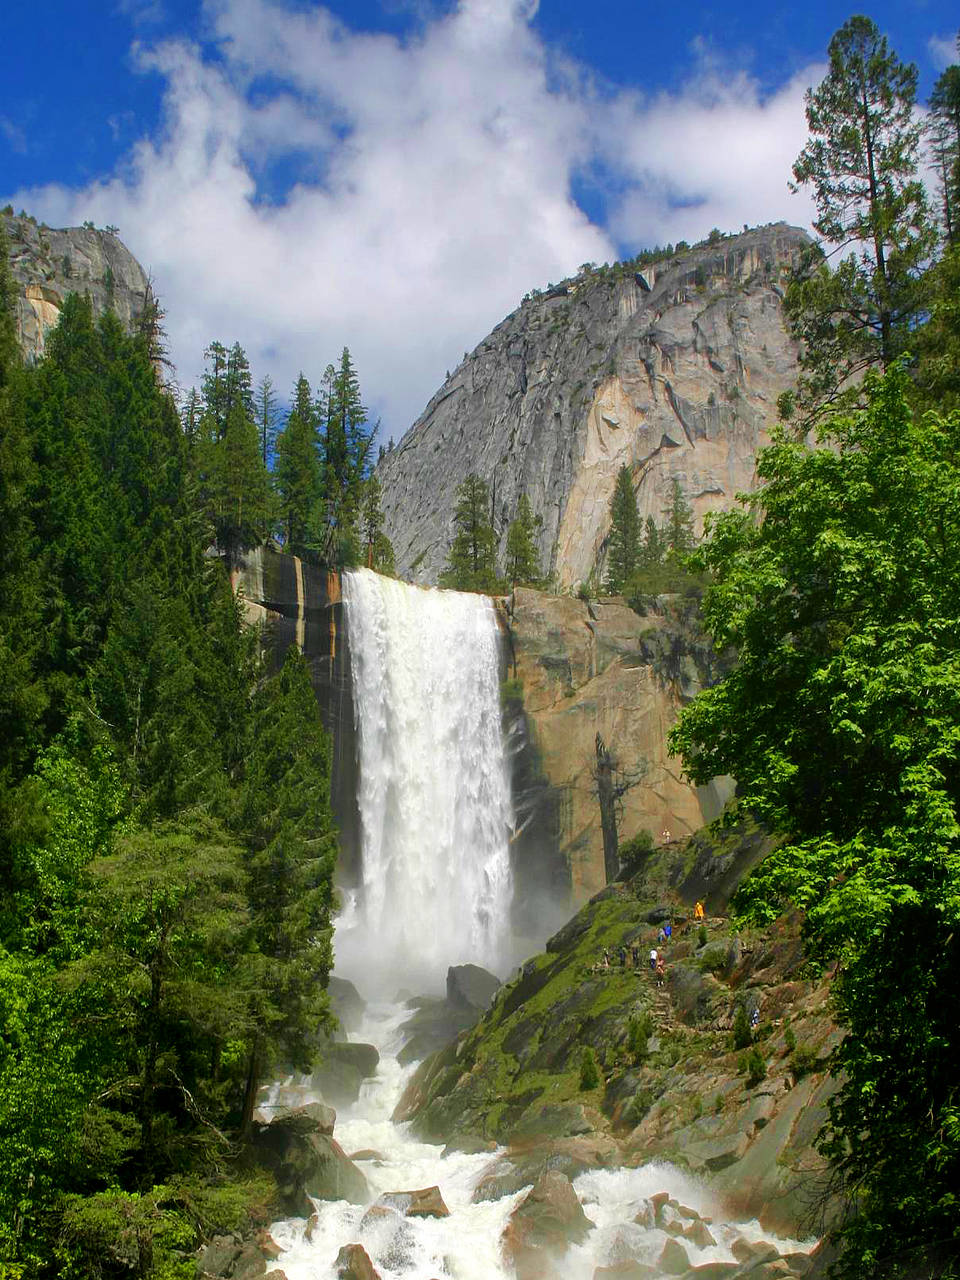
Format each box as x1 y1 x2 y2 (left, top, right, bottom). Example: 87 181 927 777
201 341 229 438
638 515 663 570
929 45 960 245
784 16 935 420
255 373 279 467
0 218 45 773
360 475 394 573
236 647 337 1132
662 477 695 561
605 465 640 593
274 374 321 559
440 474 499 593
207 398 273 568
318 350 374 566
505 493 541 586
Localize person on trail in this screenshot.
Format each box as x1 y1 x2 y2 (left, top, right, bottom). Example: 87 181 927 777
602 948 610 969
655 955 666 988
649 947 658 971
657 926 666 944
694 900 705 921
631 944 640 969
619 946 627 967
664 922 672 940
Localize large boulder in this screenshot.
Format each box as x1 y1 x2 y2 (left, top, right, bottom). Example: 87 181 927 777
329 977 366 1030
253 1107 368 1214
446 963 501 1011
310 1042 379 1106
375 1186 450 1219
334 1244 380 1280
396 996 479 1065
502 1171 594 1278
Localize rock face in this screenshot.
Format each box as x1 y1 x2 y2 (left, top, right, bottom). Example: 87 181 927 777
3 211 154 362
377 224 806 588
504 586 734 902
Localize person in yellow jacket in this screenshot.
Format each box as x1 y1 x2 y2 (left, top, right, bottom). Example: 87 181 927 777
694 900 705 920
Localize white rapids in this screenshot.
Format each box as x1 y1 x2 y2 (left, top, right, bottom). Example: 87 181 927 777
338 568 515 996
269 1002 816 1279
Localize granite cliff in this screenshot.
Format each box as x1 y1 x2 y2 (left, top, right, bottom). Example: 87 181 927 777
377 223 807 588
503 587 734 907
3 210 154 362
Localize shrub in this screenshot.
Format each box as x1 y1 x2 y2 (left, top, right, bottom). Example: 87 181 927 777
790 1043 820 1079
783 1027 797 1054
579 1045 600 1090
740 1047 766 1088
697 925 708 948
627 1012 653 1064
730 1004 752 1051
619 829 655 879
625 1087 654 1126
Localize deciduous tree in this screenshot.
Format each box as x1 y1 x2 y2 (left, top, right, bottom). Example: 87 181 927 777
670 365 960 1277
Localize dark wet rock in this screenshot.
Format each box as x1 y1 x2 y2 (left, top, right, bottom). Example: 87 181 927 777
329 976 366 1029
447 963 501 1011
197 1236 241 1279
334 1244 380 1280
395 997 479 1065
310 1042 379 1106
231 1244 267 1280
253 1107 368 1214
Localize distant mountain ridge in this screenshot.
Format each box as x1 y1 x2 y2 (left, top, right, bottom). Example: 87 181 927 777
3 211 153 363
377 223 809 588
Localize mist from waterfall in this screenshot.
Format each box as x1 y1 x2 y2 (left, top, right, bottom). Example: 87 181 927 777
338 568 515 996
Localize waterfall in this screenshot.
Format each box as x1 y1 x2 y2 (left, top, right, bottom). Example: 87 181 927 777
338 568 514 995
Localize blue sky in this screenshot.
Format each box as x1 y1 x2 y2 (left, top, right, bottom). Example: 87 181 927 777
3 1 957 437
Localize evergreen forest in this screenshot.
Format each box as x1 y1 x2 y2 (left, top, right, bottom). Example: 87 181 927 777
0 215 394 1274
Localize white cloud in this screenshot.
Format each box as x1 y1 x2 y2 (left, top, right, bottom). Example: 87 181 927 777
928 33 958 71
9 0 815 438
598 64 818 250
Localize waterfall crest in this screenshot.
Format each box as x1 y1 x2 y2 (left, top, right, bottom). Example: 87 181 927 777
338 569 514 995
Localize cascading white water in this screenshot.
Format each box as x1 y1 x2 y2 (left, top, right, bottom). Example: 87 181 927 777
265 568 817 1279
338 568 514 995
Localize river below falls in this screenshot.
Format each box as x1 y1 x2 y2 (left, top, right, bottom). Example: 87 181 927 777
266 999 816 1280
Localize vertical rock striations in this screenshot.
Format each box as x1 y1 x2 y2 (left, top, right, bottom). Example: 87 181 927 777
377 224 808 588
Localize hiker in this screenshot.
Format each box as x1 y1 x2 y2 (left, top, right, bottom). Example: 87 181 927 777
664 922 672 941
631 944 640 968
694 900 705 921
657 926 666 944
649 947 658 971
619 946 627 968
655 955 666 988
602 948 610 969
750 1006 760 1029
